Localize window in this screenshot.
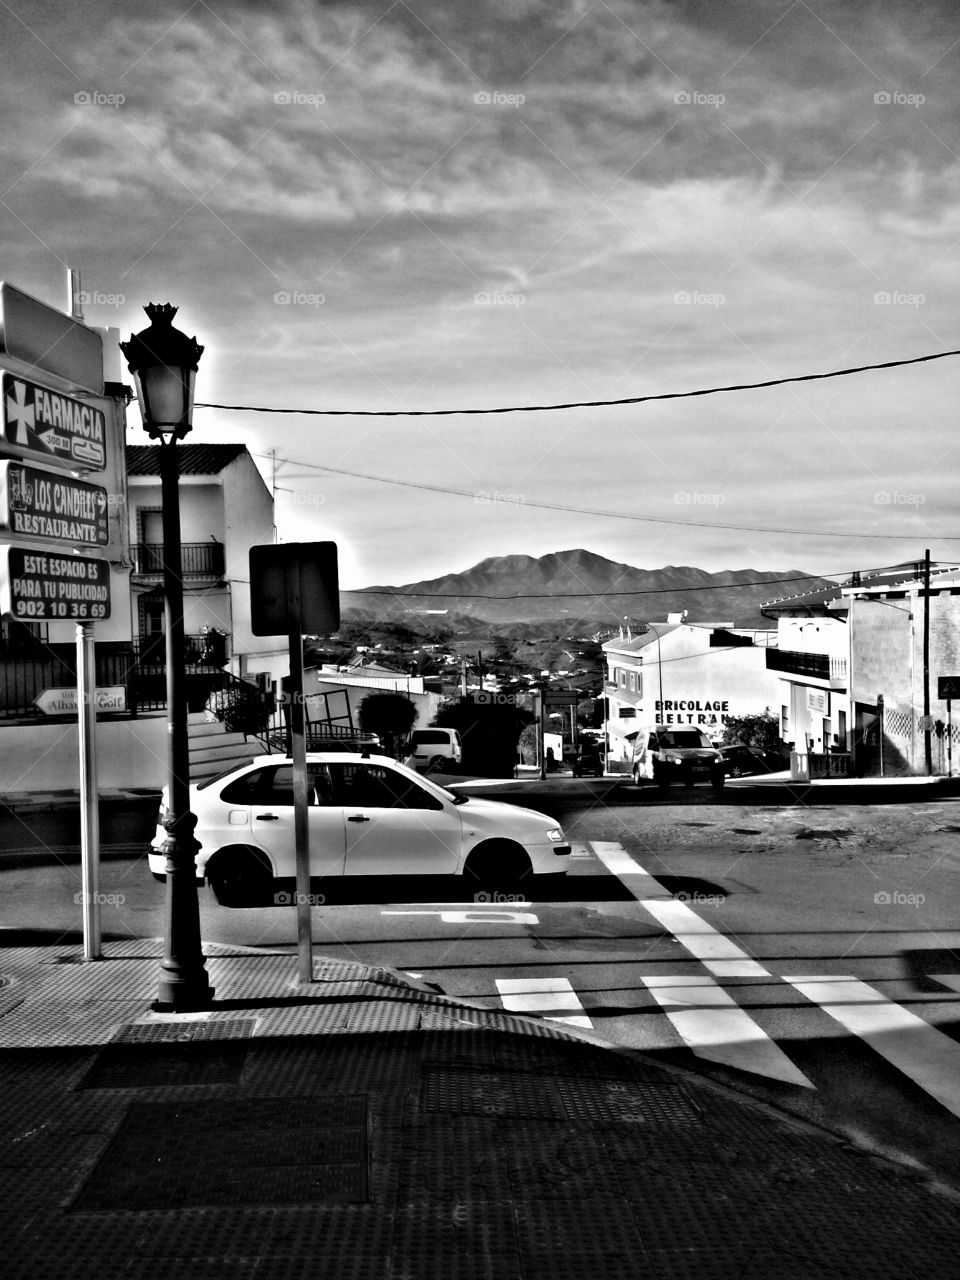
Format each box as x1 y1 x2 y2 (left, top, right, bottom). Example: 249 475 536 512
619 670 627 687
221 765 288 805
331 763 442 810
628 672 636 692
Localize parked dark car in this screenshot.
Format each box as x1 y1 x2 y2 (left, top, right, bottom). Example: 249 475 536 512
717 743 785 777
572 743 604 777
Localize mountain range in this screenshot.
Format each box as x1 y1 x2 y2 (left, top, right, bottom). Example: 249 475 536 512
341 549 833 633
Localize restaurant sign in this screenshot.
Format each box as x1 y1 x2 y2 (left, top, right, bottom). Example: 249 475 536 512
0 461 108 546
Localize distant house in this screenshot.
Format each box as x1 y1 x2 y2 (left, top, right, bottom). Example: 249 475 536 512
126 444 287 689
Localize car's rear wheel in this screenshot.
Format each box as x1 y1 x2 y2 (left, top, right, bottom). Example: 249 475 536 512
465 839 532 886
711 772 726 792
428 755 447 772
207 847 273 907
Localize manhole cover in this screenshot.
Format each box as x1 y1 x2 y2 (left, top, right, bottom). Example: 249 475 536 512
79 1021 256 1089
422 1067 700 1126
71 1095 368 1211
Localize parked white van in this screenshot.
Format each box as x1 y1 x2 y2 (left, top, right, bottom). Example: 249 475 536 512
404 727 463 773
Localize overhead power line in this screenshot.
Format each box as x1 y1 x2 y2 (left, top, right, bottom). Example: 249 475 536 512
199 346 960 418
257 455 960 542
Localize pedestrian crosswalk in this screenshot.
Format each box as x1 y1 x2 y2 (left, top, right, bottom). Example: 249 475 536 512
492 840 960 1118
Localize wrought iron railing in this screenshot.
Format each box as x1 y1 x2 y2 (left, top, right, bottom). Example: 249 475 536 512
132 541 225 578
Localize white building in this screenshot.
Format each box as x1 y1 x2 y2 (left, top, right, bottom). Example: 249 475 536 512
603 616 779 768
126 443 288 687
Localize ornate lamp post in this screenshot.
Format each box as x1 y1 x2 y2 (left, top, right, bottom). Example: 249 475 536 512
121 304 214 1010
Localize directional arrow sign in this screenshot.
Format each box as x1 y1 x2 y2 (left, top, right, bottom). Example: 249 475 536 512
0 461 108 546
35 685 126 715
1 370 106 470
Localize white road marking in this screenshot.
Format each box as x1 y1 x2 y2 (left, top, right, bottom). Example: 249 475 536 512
785 975 960 1120
381 909 539 924
931 974 960 995
589 841 769 976
642 975 814 1087
495 976 593 1028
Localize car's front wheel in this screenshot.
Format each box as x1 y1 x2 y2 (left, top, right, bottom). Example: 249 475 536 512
464 839 532 886
207 847 273 907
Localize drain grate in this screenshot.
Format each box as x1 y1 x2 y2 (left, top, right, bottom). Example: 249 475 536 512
71 1095 369 1211
79 1020 256 1089
422 1067 701 1126
111 1018 257 1044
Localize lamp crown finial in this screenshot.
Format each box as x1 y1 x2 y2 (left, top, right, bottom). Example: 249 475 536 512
144 302 179 326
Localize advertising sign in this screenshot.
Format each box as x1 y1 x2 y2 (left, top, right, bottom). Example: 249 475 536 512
0 282 104 394
2 370 106 470
0 461 108 546
0 546 110 620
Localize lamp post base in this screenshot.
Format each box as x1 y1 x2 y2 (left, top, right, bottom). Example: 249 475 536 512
152 980 216 1014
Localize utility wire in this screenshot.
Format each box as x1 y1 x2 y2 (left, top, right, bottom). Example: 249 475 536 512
256 455 960 542
198 346 960 418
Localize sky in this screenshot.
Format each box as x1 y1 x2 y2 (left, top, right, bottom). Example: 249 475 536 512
2 0 960 591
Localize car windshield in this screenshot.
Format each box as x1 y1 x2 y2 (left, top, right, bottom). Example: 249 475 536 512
659 731 709 749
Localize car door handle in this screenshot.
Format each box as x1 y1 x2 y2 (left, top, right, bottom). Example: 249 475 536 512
347 814 370 823
256 813 280 821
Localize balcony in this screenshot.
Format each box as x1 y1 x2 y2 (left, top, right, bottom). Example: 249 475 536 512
132 541 225 581
767 648 847 688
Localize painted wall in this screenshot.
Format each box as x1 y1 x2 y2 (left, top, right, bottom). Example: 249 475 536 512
603 625 780 761
849 593 960 774
0 714 169 790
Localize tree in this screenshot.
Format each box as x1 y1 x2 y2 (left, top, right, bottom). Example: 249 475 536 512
720 709 781 753
435 697 534 777
357 692 418 758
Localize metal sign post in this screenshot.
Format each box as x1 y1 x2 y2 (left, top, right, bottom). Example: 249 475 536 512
77 621 100 959
286 559 312 985
249 542 340 987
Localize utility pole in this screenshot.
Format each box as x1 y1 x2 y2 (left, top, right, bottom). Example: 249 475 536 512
923 548 932 775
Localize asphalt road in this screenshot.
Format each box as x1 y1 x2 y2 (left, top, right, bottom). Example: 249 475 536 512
3 780 960 1188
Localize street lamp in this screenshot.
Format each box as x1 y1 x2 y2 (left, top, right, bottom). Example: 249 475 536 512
121 303 214 1011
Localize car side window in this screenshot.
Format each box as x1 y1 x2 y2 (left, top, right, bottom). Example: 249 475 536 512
331 763 443 811
308 764 335 807
221 766 281 805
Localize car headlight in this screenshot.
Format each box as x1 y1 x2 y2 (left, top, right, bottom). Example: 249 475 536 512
546 828 565 843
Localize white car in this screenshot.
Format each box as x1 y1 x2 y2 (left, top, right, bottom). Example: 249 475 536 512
149 752 571 904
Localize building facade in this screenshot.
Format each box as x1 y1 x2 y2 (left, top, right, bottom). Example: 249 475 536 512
602 617 780 768
126 444 288 689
